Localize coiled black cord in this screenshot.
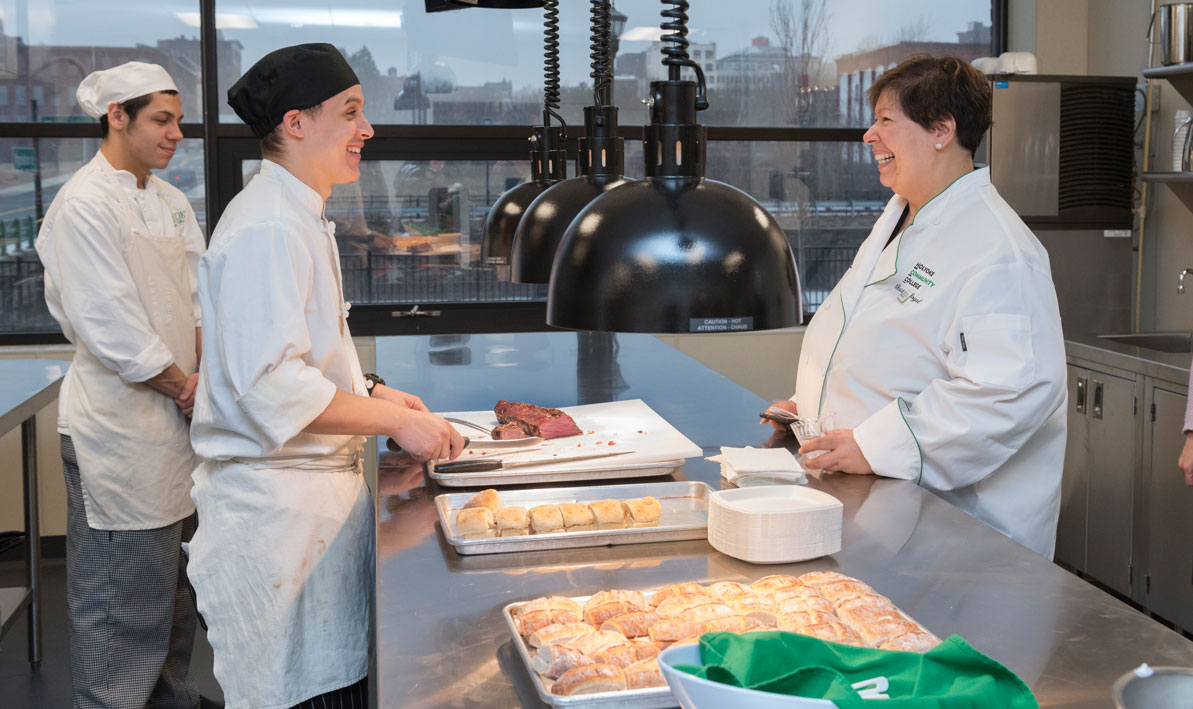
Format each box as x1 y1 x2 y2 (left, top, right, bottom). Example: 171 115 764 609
660 0 708 110
590 0 613 117
542 0 566 129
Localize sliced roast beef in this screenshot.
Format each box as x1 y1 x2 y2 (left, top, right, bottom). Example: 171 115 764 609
491 422 528 440
494 400 582 439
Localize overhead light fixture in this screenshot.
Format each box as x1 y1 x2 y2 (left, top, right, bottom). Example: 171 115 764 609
619 26 666 42
480 0 567 281
510 0 631 284
546 0 802 333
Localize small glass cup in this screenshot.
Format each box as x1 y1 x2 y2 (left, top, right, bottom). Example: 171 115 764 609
791 412 834 458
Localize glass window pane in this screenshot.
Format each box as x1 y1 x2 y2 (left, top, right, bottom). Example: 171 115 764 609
217 0 992 128
240 157 546 306
0 1 203 123
0 137 207 334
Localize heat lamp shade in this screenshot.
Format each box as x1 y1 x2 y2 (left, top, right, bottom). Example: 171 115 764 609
445 0 546 8
547 177 802 333
510 174 631 284
481 181 551 274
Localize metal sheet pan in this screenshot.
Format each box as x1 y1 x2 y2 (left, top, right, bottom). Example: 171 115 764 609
436 481 710 555
502 596 677 709
428 458 686 487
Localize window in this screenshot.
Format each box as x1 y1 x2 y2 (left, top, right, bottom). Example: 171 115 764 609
0 0 1000 340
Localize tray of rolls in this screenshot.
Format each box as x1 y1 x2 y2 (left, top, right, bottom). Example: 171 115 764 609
435 482 711 555
503 571 941 708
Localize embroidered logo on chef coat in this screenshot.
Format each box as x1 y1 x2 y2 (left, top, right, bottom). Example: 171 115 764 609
894 262 936 304
172 210 186 227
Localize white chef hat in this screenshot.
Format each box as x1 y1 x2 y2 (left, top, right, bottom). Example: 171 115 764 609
76 61 179 119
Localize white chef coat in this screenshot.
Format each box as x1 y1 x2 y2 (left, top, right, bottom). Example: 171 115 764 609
186 159 371 707
793 167 1067 559
35 150 203 530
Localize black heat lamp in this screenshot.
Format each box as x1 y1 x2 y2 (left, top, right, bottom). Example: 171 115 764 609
479 0 567 281
444 0 545 8
510 0 631 284
546 0 802 333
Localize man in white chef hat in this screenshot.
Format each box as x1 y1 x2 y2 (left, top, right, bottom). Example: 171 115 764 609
35 61 207 708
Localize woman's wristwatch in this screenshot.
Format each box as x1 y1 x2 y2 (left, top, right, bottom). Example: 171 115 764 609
363 373 386 396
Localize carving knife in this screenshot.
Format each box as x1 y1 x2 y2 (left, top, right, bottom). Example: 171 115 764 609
433 450 635 474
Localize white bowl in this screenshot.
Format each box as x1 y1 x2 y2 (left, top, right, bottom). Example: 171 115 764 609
707 486 843 564
658 644 837 708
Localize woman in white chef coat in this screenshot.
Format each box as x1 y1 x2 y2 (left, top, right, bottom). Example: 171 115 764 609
767 55 1067 559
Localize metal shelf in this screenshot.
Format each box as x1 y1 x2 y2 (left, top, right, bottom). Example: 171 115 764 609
1142 171 1193 182
1144 64 1193 106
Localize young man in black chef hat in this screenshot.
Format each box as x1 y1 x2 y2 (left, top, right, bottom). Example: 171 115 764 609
185 43 464 708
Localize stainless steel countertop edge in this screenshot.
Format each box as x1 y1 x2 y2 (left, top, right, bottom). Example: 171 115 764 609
1065 336 1191 389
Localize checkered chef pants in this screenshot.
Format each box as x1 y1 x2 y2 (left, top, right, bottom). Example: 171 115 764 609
62 434 201 709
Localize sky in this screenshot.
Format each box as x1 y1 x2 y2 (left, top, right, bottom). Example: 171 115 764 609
1 0 993 91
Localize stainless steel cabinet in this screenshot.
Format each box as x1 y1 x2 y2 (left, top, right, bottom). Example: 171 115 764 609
1142 386 1193 630
1059 363 1140 597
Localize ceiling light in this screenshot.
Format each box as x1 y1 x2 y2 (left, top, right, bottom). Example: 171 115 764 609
175 12 259 29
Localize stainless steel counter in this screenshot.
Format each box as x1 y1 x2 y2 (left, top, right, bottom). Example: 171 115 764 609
1065 334 1192 388
375 333 1193 708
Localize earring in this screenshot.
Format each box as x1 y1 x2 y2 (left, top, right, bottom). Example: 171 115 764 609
935 143 943 149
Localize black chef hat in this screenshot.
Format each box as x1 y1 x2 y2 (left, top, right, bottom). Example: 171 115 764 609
228 43 360 139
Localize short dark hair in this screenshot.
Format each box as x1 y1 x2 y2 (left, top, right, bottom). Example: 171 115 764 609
99 89 179 139
259 103 324 159
867 55 991 154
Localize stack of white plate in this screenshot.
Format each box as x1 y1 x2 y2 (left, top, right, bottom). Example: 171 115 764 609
707 486 843 564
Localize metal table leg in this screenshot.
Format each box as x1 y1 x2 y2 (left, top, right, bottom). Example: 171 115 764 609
22 417 41 667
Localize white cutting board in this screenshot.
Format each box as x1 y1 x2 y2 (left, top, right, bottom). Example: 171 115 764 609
438 399 702 470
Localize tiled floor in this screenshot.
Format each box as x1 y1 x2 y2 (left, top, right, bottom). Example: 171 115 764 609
0 556 224 707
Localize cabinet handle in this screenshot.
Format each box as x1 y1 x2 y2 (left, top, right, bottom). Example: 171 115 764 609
1093 380 1104 420
1076 377 1087 415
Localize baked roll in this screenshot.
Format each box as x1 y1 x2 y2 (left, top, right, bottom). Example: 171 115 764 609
515 595 583 618
818 579 876 602
702 614 765 634
496 506 529 535
833 593 894 614
529 504 564 534
654 592 717 618
796 570 852 588
528 621 594 648
854 616 920 647
624 658 666 689
600 611 659 638
879 630 939 653
706 581 755 604
552 663 627 696
801 621 864 646
621 496 661 525
584 589 647 614
648 582 706 609
631 640 660 661
566 630 629 657
584 600 639 628
836 603 900 629
532 644 592 679
776 595 835 616
456 507 494 537
684 603 734 624
777 610 840 633
517 608 581 636
588 499 626 529
750 575 801 593
463 488 501 513
647 618 706 643
767 583 824 605
592 642 639 668
559 502 596 531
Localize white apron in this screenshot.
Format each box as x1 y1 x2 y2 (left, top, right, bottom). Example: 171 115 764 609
67 172 198 529
186 454 372 708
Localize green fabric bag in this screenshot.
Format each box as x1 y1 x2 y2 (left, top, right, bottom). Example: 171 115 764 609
675 631 1038 709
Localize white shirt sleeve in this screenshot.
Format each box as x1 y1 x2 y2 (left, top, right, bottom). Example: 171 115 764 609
45 196 175 383
207 222 338 453
853 262 1067 490
183 207 206 327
